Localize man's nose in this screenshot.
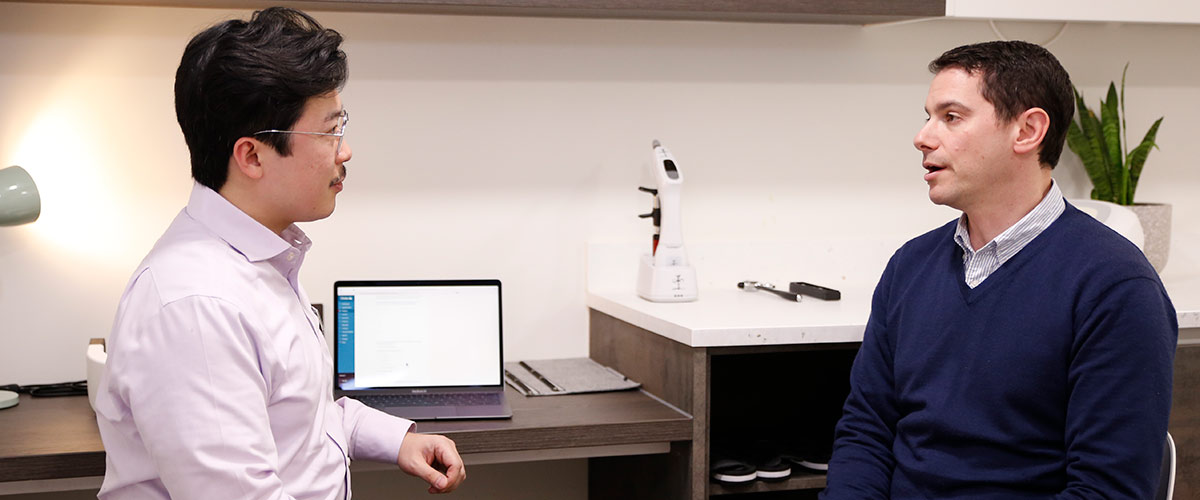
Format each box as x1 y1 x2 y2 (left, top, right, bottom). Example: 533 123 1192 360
338 138 353 162
913 121 935 152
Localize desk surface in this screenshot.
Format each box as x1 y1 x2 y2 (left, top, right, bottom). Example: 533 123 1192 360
0 387 691 483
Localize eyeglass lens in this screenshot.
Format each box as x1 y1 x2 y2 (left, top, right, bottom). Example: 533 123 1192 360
335 110 349 155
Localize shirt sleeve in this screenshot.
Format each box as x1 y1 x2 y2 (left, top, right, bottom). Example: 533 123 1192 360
1056 276 1177 499
107 291 297 500
335 396 414 463
820 256 899 500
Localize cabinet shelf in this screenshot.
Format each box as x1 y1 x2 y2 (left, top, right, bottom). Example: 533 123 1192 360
710 471 827 495
8 0 946 24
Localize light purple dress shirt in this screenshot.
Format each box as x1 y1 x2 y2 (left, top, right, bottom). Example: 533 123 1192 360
95 183 413 500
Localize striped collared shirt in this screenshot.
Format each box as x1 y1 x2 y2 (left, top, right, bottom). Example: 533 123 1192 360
954 180 1065 289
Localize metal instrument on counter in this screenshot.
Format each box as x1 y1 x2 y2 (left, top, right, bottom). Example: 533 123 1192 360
738 281 801 302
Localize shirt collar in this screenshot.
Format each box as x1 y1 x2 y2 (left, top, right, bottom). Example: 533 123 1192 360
184 182 312 263
954 179 1065 258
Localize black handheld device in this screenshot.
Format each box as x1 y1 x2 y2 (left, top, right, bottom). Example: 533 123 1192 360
788 282 841 301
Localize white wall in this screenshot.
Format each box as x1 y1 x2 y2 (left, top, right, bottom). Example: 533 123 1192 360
1 3 1198 497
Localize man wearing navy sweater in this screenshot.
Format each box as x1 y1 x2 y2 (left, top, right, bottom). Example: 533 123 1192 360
821 41 1177 499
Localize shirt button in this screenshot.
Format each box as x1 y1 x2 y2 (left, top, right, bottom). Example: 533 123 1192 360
286 252 296 262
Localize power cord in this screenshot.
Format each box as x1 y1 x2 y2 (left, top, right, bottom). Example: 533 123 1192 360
0 381 87 397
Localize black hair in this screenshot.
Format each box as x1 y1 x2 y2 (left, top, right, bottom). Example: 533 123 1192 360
929 40 1074 168
174 7 347 190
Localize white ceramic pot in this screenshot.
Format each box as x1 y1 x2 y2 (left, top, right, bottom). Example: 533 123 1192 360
1127 203 1172 273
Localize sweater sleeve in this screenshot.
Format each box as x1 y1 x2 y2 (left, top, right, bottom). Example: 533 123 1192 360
1056 276 1177 500
821 256 900 500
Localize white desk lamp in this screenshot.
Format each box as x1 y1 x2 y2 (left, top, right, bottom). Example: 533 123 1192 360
1 165 41 410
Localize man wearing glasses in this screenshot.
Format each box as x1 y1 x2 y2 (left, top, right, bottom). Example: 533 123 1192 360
94 8 465 499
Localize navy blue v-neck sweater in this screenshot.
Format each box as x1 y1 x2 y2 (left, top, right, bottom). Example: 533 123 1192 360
822 204 1177 500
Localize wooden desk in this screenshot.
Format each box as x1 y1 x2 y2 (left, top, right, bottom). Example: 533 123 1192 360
0 386 692 493
0 394 105 483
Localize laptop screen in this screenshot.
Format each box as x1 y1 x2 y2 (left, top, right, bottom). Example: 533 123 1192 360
334 280 503 391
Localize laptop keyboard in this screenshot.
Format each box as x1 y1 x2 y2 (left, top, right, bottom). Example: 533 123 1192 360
357 392 502 408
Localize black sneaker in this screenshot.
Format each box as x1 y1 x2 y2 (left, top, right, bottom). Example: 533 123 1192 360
753 451 792 481
710 448 757 484
780 447 830 474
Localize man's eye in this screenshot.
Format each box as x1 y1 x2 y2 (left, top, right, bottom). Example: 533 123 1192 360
944 114 959 122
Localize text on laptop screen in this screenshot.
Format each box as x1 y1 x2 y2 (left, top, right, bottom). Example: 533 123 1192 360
336 284 501 390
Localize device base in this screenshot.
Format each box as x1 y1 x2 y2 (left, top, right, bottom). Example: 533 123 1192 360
637 254 698 302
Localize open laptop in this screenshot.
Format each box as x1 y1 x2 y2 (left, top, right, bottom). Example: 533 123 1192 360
333 279 512 420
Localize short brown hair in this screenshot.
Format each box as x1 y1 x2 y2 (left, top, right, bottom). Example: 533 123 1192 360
930 40 1074 168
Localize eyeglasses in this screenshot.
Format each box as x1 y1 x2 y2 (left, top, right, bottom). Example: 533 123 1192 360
253 109 349 157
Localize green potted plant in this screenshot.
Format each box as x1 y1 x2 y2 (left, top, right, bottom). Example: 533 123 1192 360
1066 63 1169 271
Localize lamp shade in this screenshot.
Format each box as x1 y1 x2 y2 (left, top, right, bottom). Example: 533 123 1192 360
0 165 40 226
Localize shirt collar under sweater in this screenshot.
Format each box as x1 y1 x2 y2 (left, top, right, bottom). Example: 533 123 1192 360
953 179 1065 288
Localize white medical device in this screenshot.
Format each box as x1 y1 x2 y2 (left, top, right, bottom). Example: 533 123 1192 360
636 140 698 302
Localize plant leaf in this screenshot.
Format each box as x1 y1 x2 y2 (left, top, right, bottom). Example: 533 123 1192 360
1126 116 1163 202
1068 118 1114 202
1120 169 1130 206
1101 82 1123 180
1075 89 1118 203
1120 62 1129 160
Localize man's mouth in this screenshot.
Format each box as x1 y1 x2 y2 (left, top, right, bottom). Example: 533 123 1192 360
330 165 347 187
923 163 945 182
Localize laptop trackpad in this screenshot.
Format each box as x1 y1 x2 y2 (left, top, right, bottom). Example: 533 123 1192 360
386 406 454 420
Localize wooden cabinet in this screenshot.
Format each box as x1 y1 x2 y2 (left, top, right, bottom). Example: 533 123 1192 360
10 0 945 24
588 309 857 499
20 0 1200 24
590 308 1200 499
1169 340 1200 498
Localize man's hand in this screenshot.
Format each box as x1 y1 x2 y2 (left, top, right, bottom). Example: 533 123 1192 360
397 433 465 494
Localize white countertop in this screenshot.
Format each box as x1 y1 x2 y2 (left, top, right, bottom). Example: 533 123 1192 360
587 287 872 348
1162 271 1200 331
587 242 1200 348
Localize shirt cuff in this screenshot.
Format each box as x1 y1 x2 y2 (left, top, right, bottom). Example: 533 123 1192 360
351 405 415 464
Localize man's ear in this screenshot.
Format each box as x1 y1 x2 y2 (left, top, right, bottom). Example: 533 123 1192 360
230 137 266 181
1013 107 1050 156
